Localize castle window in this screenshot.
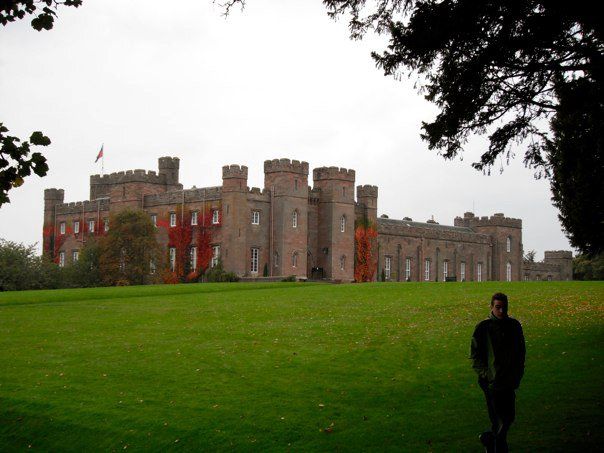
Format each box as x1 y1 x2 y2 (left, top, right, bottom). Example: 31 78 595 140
170 213 176 227
477 263 482 282
547 275 552 281
342 186 346 197
385 256 392 280
443 260 448 281
340 255 346 271
59 222 66 235
340 215 346 233
212 245 220 268
169 247 176 272
274 252 279 268
88 220 95 233
405 258 411 280
59 251 65 267
190 246 197 271
212 209 220 225
252 211 260 225
524 274 529 281
250 248 259 273
292 210 298 228
460 262 466 282
424 259 430 281
506 236 511 253
73 221 80 234
506 262 512 281
150 259 156 275
292 251 298 268
103 219 109 232
151 214 157 227
72 250 79 263
191 211 198 226
294 179 298 191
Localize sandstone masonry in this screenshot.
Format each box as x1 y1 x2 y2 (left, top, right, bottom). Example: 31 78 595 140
43 157 572 282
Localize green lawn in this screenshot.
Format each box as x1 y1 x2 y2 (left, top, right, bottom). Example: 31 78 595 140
0 282 602 452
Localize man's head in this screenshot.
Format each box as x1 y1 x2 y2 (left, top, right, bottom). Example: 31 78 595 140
491 292 509 319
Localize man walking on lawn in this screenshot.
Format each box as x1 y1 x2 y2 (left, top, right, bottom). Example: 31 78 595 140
471 292 526 453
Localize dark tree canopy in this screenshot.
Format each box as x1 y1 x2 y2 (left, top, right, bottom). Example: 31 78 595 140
0 0 82 30
226 0 603 254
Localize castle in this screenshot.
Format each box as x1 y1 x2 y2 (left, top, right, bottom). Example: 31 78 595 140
43 157 573 282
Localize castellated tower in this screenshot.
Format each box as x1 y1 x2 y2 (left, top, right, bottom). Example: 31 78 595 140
221 164 249 276
313 167 356 281
355 185 379 281
158 157 180 187
544 250 573 280
264 159 309 279
454 212 523 281
42 188 65 257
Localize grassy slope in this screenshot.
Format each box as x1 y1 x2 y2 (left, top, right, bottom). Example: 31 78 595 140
0 282 602 452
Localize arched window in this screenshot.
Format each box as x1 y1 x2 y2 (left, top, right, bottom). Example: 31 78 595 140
292 251 298 268
274 251 279 267
292 210 298 228
340 215 346 233
506 236 511 253
506 262 512 282
340 255 346 271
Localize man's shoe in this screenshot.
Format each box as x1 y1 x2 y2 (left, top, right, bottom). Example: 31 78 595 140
479 431 495 453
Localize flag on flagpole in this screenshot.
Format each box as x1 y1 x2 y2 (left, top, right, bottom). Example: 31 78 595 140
95 144 104 163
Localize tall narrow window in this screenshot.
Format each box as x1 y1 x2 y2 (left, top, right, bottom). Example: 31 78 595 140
340 255 346 271
169 247 176 272
88 220 95 233
506 237 511 253
190 246 197 271
460 262 466 281
342 186 346 197
477 263 482 282
292 251 298 268
274 251 279 268
151 214 157 227
251 248 259 273
340 215 346 233
170 213 176 227
292 210 298 228
252 211 260 225
506 262 512 281
72 250 79 263
443 260 448 280
294 179 298 191
405 258 411 280
104 219 109 232
60 222 66 235
385 256 392 280
212 245 220 268
191 211 198 226
212 209 220 224
59 251 65 267
73 221 80 234
424 259 430 281
150 259 156 274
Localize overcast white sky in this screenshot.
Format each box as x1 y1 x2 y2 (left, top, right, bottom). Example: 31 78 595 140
0 0 571 258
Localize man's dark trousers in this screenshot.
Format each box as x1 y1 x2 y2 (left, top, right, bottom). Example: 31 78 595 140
480 380 515 453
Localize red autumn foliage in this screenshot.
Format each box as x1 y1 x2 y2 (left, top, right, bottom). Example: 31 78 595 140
167 207 193 280
42 224 67 264
196 209 218 274
354 224 377 282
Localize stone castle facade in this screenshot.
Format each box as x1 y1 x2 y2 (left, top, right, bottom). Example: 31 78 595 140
43 157 573 282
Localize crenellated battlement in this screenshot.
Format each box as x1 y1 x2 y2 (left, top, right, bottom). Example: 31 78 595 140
144 186 222 207
264 158 309 175
222 164 248 179
313 166 355 182
90 169 164 186
455 212 522 229
544 250 573 260
357 185 378 199
55 198 110 215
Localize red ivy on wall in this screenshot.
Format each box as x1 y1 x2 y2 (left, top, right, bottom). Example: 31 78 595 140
167 207 193 281
354 223 377 282
42 224 68 264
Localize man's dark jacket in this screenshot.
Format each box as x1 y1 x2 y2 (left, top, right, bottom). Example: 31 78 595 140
470 314 526 390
